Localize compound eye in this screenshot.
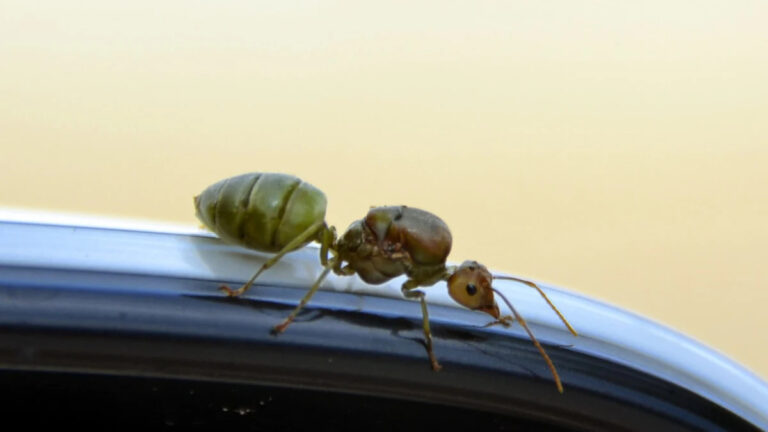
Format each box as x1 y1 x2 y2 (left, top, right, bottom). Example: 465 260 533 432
466 283 477 296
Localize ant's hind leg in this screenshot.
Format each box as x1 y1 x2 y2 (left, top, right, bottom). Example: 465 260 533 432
401 280 442 372
220 220 326 297
319 225 337 266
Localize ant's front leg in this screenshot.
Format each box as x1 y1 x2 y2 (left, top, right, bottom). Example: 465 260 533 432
401 279 442 372
481 315 515 329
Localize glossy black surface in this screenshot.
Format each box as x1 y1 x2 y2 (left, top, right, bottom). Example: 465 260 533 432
1 370 579 431
0 265 760 431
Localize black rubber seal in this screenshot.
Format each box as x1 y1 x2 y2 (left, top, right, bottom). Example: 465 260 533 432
0 265 759 431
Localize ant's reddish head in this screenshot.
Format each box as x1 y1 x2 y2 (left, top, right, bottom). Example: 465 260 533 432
447 260 500 318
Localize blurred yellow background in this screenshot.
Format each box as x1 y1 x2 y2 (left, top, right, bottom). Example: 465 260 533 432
2 1 767 380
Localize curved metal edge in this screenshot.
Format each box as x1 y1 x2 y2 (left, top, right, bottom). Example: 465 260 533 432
0 275 758 431
0 208 766 429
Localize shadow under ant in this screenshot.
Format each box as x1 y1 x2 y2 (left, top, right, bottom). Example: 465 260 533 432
184 289 569 383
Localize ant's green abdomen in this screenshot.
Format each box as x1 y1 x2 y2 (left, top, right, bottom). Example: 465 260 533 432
195 172 327 253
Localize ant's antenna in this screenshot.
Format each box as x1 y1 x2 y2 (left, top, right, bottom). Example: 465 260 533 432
494 275 578 336
492 288 564 394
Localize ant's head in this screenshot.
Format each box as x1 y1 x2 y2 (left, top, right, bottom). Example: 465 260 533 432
447 260 500 319
448 260 577 394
